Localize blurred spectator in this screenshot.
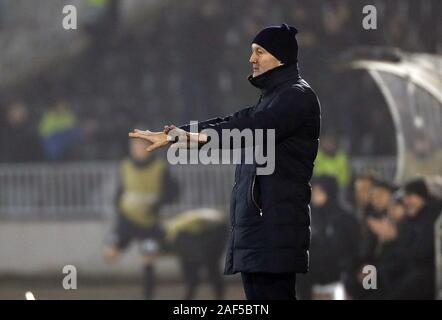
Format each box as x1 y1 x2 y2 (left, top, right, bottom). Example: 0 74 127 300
164 208 228 300
314 133 351 187
343 178 396 299
359 180 396 264
385 179 442 299
0 101 43 162
363 193 409 298
103 137 177 299
347 174 374 222
297 175 359 299
372 193 408 243
38 100 81 161
367 180 397 219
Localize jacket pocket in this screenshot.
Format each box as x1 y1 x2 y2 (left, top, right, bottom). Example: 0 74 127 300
249 174 263 216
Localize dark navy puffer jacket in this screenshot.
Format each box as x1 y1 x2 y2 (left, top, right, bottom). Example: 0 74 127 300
181 64 321 274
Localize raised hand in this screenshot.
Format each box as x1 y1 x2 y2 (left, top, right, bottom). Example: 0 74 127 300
128 129 169 152
163 125 194 149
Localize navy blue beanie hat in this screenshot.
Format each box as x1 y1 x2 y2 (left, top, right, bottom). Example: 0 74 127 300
252 23 299 66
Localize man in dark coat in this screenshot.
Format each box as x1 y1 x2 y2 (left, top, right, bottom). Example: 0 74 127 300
129 24 321 300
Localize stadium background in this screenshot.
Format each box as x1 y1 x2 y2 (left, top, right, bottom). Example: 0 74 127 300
0 0 441 299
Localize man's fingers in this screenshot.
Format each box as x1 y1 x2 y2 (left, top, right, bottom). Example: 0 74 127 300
134 129 152 134
129 132 143 138
163 125 177 134
129 128 153 138
128 132 152 142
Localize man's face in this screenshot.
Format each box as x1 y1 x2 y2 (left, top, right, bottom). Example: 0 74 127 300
355 178 372 206
249 43 283 77
403 193 425 217
311 184 328 208
371 186 392 212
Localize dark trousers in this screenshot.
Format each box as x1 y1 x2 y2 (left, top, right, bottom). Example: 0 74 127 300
241 272 297 300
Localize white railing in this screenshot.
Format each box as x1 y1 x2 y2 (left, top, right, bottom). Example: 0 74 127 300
0 162 118 220
0 162 236 220
0 157 396 221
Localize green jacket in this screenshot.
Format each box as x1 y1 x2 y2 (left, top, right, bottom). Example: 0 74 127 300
314 150 350 187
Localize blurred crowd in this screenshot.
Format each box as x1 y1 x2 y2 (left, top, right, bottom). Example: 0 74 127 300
298 173 442 299
1 0 441 162
302 131 442 299
0 99 97 162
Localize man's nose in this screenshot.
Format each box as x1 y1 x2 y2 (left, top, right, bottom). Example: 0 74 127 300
249 53 256 64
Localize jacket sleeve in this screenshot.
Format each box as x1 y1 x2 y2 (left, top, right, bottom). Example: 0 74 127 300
202 87 315 147
178 106 254 132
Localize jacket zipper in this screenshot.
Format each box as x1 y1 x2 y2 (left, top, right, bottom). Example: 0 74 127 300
251 175 263 216
231 180 237 231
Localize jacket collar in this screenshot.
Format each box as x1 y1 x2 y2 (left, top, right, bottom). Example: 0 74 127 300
248 63 300 95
